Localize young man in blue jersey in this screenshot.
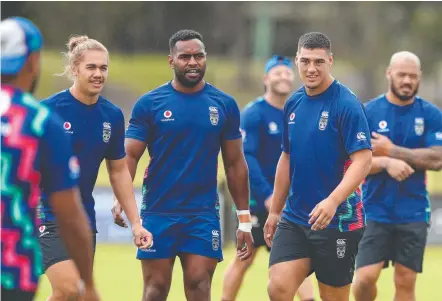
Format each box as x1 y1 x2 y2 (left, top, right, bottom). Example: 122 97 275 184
121 29 253 301
353 51 442 301
38 35 152 300
1 17 99 301
264 32 373 301
222 55 315 301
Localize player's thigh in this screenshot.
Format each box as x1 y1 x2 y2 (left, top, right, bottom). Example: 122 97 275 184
45 260 81 295
311 227 364 287
268 218 312 290
137 215 181 260
141 258 176 287
355 221 392 270
1 288 34 301
179 253 218 285
178 214 223 262
393 222 428 273
317 281 351 301
269 258 312 297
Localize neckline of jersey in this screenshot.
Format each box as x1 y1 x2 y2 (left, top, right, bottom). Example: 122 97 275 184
66 89 101 108
261 97 284 113
382 94 416 111
303 79 337 100
167 80 209 97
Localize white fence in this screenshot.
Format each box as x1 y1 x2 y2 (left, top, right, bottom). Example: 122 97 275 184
92 186 442 245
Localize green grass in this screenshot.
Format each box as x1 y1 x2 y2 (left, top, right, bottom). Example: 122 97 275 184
35 244 442 301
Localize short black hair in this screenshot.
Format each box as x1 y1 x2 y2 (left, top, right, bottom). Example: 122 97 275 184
169 29 204 53
297 32 331 53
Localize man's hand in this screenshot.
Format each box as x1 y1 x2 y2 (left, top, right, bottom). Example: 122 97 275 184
264 213 279 248
385 157 415 181
372 132 394 157
132 222 153 249
236 229 254 261
308 197 339 231
264 194 273 212
83 285 100 301
111 198 128 228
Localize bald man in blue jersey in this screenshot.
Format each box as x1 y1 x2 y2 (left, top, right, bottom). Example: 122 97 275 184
353 51 442 301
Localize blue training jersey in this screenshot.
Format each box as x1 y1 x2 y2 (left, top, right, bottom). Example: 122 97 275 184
240 97 284 214
39 89 126 232
281 80 372 232
363 95 442 224
126 81 242 216
1 84 78 292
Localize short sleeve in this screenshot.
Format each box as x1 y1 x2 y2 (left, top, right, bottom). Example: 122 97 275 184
222 97 242 141
281 100 291 154
338 97 372 155
39 113 78 194
125 95 152 143
105 109 126 160
425 106 442 147
240 109 260 154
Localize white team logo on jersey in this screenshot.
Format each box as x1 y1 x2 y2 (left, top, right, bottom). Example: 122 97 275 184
63 121 73 134
209 106 219 126
357 132 367 141
103 122 111 143
212 229 220 251
319 111 329 131
336 238 346 259
268 122 279 134
164 110 172 118
414 117 424 136
378 120 389 133
288 112 295 124
161 110 175 122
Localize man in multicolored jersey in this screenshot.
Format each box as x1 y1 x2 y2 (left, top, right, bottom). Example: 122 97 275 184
264 32 372 301
353 51 442 301
120 29 253 301
222 55 315 301
1 17 99 301
38 35 152 300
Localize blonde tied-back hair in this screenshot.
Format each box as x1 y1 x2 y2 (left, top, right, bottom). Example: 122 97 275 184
57 35 109 81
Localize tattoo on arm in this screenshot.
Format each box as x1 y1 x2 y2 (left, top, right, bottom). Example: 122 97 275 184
389 146 442 171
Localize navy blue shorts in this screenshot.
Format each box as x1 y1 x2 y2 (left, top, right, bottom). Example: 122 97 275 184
136 214 223 261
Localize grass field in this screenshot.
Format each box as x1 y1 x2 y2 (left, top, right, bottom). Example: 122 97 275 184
35 244 442 301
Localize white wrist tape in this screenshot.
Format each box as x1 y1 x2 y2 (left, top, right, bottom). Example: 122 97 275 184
238 222 252 232
77 279 85 296
236 210 250 216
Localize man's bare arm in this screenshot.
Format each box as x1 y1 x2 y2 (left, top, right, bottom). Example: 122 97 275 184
369 156 389 175
389 146 442 171
107 157 141 226
269 152 290 215
221 138 250 211
125 138 147 181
